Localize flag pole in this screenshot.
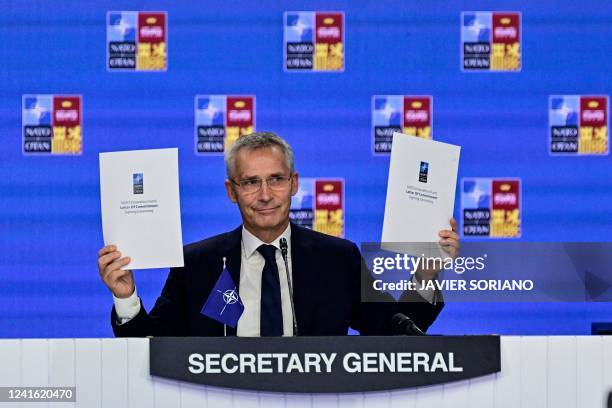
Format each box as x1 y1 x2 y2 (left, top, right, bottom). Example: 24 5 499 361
223 256 228 337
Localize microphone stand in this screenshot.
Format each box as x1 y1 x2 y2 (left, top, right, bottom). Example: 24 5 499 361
280 238 299 336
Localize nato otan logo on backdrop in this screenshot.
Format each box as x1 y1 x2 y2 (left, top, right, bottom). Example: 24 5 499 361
195 95 255 154
22 95 82 155
549 95 609 155
290 178 344 238
284 11 344 72
107 11 167 71
461 12 521 71
372 95 433 154
461 178 521 238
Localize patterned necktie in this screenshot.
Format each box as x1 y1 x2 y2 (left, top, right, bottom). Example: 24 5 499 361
257 244 283 336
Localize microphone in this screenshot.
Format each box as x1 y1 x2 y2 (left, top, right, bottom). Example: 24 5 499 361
392 313 425 336
280 238 299 336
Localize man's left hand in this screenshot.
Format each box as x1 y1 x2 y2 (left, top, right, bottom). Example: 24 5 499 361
439 217 460 259
415 218 460 283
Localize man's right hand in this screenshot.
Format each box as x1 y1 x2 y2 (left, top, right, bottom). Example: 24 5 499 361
98 245 135 299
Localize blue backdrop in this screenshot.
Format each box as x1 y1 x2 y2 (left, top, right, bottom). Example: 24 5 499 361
1 1 611 337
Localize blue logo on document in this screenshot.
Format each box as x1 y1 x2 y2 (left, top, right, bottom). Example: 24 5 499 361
133 173 143 194
419 161 429 183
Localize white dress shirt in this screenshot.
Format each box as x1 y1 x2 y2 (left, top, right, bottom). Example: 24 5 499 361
113 224 434 330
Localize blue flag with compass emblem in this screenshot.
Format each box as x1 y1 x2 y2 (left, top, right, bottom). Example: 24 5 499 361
200 268 244 327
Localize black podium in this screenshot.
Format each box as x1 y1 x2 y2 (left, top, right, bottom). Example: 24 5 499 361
150 336 500 393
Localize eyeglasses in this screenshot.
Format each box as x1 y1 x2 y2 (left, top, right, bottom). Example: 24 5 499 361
230 175 293 194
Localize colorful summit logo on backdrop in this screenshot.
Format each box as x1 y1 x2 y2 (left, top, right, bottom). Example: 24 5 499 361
284 12 344 72
372 95 433 154
22 95 82 155
107 11 167 71
195 95 255 154
461 12 521 71
549 95 608 155
290 178 344 238
461 178 521 238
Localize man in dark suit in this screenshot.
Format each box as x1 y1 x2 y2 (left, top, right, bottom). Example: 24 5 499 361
98 132 459 336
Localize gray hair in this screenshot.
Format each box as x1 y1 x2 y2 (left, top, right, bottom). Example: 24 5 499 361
224 132 295 178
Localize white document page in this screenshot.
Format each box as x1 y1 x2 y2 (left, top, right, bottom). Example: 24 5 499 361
99 148 184 270
382 132 461 246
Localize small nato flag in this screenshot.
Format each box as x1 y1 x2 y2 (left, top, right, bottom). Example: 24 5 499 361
201 266 244 328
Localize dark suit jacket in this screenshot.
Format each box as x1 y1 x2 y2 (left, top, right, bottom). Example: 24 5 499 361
112 223 443 337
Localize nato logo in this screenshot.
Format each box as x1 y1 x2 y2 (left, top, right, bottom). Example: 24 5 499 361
550 96 579 126
133 173 143 194
196 96 225 126
373 97 402 126
22 95 52 153
108 12 136 41
462 179 491 208
285 12 314 42
220 289 240 309
284 12 315 70
462 178 492 236
462 12 492 70
290 178 314 228
291 180 314 209
23 96 52 126
419 161 429 183
107 12 137 69
195 95 226 154
372 96 402 154
463 13 491 42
